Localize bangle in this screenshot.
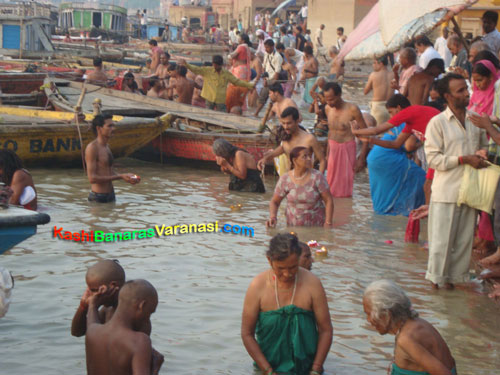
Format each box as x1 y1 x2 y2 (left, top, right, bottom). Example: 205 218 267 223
459 156 464 165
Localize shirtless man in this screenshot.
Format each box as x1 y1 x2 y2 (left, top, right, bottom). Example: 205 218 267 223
85 115 139 203
86 279 163 375
324 81 368 197
165 65 195 104
268 82 301 120
406 58 444 105
86 57 108 86
154 52 170 87
147 76 169 99
302 45 319 104
328 46 345 81
364 55 393 125
122 72 141 94
149 39 163 72
248 52 263 107
257 106 325 173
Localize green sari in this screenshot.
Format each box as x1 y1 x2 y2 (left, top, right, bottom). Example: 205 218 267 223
256 304 318 375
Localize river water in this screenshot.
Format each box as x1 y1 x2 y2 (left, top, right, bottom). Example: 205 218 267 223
1 158 499 375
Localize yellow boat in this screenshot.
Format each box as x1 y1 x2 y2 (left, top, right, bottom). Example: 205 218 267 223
0 106 172 167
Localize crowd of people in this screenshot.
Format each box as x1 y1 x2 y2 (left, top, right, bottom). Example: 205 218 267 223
4 8 500 375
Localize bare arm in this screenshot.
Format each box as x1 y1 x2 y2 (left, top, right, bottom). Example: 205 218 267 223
8 171 29 205
85 145 126 184
267 193 284 228
363 73 373 95
71 288 91 337
258 145 284 171
310 276 333 373
352 121 394 136
131 334 154 375
241 279 274 373
352 106 369 172
320 190 334 226
365 132 412 150
228 152 248 180
397 333 453 375
310 136 326 174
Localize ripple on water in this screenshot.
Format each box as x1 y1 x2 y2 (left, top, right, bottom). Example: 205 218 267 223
1 160 499 375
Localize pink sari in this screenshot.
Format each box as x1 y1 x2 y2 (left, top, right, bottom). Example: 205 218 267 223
226 43 251 112
469 59 500 242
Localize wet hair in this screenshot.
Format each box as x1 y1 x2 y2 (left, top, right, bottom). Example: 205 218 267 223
435 73 465 98
167 62 177 72
276 42 285 51
364 280 418 325
425 58 445 73
414 35 433 47
289 146 308 169
425 99 446 112
482 10 498 25
267 233 301 261
386 94 411 110
93 57 103 67
149 39 158 46
472 50 500 69
0 150 23 185
162 51 171 59
304 45 313 55
212 138 240 159
124 72 135 79
269 82 284 95
472 61 494 78
298 241 309 256
91 114 113 136
324 81 342 96
240 33 252 48
212 55 223 65
280 106 300 120
176 65 187 77
264 39 275 47
377 54 389 66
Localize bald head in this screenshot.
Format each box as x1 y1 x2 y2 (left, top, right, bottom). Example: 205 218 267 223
119 279 158 307
317 76 326 89
86 260 125 287
400 47 417 67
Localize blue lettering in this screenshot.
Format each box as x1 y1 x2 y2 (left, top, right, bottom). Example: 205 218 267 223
56 138 70 151
71 138 81 151
232 225 241 234
3 140 17 151
43 139 55 153
30 139 42 153
223 224 231 233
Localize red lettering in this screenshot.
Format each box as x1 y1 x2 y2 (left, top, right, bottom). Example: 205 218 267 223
74 233 80 241
81 231 89 242
63 232 72 240
53 226 63 238
91 231 94 242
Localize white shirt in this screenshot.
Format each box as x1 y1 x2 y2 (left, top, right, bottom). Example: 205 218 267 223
315 28 323 46
418 46 442 69
300 6 308 18
140 14 147 25
263 49 283 78
434 36 452 68
425 107 488 203
229 30 238 45
483 29 500 54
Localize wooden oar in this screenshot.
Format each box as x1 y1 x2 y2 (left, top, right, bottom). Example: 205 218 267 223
74 84 87 174
258 102 274 133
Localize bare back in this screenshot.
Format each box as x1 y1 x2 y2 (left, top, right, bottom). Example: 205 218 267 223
175 77 195 104
370 69 393 101
85 140 114 194
272 98 298 118
406 72 434 105
87 70 108 85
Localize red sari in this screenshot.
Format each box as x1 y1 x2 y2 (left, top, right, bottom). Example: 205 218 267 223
226 43 251 112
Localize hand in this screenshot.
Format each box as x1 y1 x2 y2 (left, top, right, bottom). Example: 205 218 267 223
122 173 141 184
266 217 277 228
88 284 119 307
257 158 267 171
469 113 493 129
354 157 366 173
449 66 469 80
463 155 489 169
488 284 500 299
151 348 164 375
476 149 488 159
410 204 429 220
79 287 93 309
390 78 399 90
350 120 361 135
357 135 370 143
392 63 400 74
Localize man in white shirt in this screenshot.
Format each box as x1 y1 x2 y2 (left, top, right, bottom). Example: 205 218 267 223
300 5 308 21
482 10 500 54
228 26 238 48
415 35 441 70
337 27 346 50
140 9 147 39
315 24 327 62
434 27 452 68
254 39 283 116
424 73 489 290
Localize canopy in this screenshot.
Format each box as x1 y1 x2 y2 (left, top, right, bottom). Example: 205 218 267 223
271 0 296 17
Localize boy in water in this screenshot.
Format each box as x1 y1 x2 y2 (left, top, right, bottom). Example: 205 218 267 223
86 279 162 375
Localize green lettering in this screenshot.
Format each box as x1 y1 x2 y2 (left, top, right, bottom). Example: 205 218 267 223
95 231 104 242
123 232 132 240
114 232 123 241
147 228 155 238
105 233 114 242
138 230 147 239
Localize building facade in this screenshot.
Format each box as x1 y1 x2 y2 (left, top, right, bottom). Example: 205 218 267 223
59 2 127 31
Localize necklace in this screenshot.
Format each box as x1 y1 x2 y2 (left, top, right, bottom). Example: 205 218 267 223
293 169 309 181
273 271 298 309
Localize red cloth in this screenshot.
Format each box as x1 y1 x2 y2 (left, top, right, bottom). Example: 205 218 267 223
388 105 440 141
405 214 420 243
327 139 356 198
426 168 434 180
478 211 495 241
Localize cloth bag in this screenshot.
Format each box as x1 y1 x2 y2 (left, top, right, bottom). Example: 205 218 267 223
457 164 500 214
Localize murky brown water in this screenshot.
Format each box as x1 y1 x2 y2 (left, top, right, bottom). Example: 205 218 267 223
1 158 499 375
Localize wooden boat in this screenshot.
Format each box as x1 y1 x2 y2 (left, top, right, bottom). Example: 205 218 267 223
52 41 125 62
0 206 50 254
0 72 46 94
0 106 172 167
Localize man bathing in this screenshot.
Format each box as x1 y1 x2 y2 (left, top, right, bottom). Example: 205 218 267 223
86 279 162 375
364 55 393 125
324 81 368 197
85 114 140 203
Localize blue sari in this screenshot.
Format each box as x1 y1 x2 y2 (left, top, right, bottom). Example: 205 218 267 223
367 124 425 216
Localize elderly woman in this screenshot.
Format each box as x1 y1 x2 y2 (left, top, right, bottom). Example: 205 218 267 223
212 138 265 193
241 233 332 375
267 146 333 227
363 280 456 375
0 150 37 210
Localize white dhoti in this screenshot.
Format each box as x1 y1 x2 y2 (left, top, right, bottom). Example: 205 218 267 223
426 202 477 285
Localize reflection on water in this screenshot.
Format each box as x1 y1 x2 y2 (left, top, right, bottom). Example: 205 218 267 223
1 159 499 375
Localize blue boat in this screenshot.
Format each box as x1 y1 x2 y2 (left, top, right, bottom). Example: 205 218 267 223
0 207 50 255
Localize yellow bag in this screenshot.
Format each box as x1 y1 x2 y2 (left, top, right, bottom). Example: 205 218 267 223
457 164 500 214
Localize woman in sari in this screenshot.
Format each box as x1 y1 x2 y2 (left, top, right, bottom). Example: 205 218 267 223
469 57 500 252
226 33 252 112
